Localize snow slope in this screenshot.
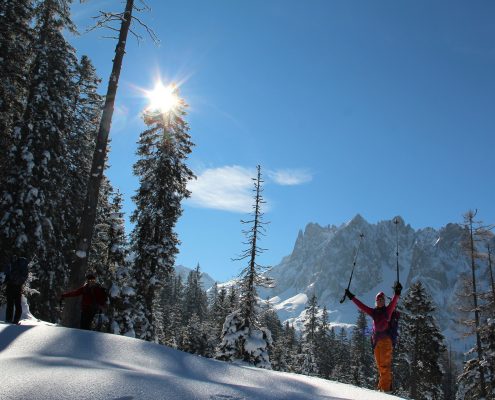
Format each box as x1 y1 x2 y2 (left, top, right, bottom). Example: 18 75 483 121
0 320 404 400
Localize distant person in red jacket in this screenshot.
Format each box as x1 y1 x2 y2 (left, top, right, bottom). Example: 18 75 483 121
346 282 402 393
61 273 107 330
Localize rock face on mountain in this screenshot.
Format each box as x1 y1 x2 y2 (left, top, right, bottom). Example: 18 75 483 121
261 215 493 347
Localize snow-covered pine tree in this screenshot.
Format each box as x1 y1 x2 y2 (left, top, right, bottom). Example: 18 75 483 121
271 321 298 373
479 318 495 399
131 87 195 341
398 281 446 400
63 2 138 329
441 346 459 400
0 0 80 322
0 0 35 185
478 240 495 398
227 285 239 313
209 284 230 346
0 0 32 305
0 0 33 174
391 301 410 398
457 210 492 399
216 166 274 369
179 265 212 355
315 307 336 379
332 327 352 384
181 312 212 356
259 299 283 344
157 273 185 347
183 264 208 323
88 176 114 280
304 293 319 345
350 310 375 389
296 293 320 376
59 53 103 326
98 190 136 336
64 55 102 253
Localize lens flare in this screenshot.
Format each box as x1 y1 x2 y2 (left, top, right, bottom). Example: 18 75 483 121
144 81 179 114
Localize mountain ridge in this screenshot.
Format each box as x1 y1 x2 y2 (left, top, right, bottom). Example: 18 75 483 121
259 214 494 350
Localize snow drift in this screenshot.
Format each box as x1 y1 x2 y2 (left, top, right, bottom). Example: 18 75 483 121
0 321 404 400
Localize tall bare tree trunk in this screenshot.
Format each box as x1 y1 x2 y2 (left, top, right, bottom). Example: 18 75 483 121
465 210 487 398
62 0 134 328
488 243 495 309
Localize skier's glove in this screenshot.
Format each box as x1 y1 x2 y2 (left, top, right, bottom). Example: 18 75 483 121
345 289 355 300
394 282 402 296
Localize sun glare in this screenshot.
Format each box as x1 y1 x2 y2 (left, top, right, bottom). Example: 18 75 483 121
145 82 179 114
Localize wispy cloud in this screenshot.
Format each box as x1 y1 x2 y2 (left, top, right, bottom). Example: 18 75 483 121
187 165 312 213
187 166 255 213
267 168 313 186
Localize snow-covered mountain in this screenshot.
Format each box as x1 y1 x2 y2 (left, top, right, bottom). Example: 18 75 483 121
175 264 217 291
260 214 493 349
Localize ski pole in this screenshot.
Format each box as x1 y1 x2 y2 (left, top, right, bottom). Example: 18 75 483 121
340 233 365 303
394 217 400 284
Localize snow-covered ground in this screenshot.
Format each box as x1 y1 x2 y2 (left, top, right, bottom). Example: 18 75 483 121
0 318 405 400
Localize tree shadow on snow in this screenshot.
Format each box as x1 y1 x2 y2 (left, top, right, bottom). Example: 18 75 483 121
0 322 34 352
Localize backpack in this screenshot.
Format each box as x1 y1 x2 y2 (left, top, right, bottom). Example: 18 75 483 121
388 310 400 347
9 257 29 285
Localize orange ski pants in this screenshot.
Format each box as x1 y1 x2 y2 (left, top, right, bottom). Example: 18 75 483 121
374 336 393 392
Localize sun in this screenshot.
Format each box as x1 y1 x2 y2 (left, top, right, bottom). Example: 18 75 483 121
144 81 179 114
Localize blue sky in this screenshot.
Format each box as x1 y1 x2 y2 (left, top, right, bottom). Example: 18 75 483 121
70 1 495 282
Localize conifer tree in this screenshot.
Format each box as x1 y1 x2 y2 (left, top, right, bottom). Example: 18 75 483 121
227 285 239 313
0 0 79 322
216 166 273 368
332 328 352 383
260 299 283 344
297 293 320 376
350 310 375 389
304 293 320 345
315 307 336 379
65 55 102 250
398 281 445 399
181 313 212 356
102 190 136 336
478 240 495 397
0 0 34 185
88 177 114 280
235 166 273 329
157 273 185 347
209 285 230 345
183 264 208 323
270 322 288 372
271 321 298 372
131 89 195 340
441 346 459 400
457 210 492 399
64 1 137 328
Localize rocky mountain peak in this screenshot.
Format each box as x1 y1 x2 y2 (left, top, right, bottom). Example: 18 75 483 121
262 215 494 349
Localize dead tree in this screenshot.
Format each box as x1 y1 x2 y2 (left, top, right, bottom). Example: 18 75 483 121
62 0 157 327
461 209 491 398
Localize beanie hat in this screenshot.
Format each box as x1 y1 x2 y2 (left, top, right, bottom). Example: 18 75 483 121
375 291 385 300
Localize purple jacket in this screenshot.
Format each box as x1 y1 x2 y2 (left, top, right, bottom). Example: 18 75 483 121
352 294 399 342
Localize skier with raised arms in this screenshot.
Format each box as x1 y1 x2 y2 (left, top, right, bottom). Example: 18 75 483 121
345 282 402 392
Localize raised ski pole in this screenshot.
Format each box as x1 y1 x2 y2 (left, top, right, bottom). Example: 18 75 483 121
394 217 400 284
340 233 365 303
